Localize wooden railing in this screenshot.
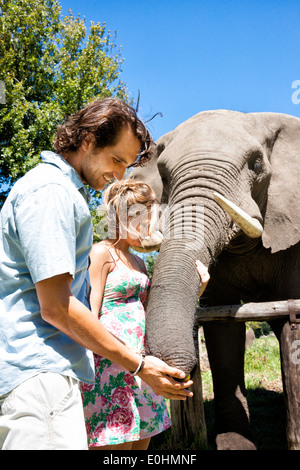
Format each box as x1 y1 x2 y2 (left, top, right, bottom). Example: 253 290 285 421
195 299 300 325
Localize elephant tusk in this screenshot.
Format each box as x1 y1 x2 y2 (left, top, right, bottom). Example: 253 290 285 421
130 230 163 253
143 231 164 247
213 192 263 238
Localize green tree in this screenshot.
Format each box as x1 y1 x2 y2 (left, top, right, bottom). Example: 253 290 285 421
0 0 128 206
144 251 158 280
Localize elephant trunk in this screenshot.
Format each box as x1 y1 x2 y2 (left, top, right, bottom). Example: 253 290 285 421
145 194 228 375
146 240 203 374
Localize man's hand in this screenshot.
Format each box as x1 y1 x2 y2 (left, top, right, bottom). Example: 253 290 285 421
138 356 193 400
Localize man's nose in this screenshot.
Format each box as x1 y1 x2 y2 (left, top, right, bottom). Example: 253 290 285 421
113 169 126 181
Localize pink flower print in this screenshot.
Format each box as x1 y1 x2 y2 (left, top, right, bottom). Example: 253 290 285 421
85 422 92 436
80 381 94 393
104 318 123 337
93 354 102 370
128 287 136 296
100 395 108 407
163 415 171 427
111 386 133 407
124 374 136 387
94 422 105 439
134 325 143 338
107 408 135 436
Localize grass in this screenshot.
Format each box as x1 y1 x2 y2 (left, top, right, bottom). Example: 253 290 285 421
150 329 287 450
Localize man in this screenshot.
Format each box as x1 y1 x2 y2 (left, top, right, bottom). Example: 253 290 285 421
0 99 193 450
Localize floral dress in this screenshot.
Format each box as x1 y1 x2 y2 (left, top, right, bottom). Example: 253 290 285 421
80 249 171 447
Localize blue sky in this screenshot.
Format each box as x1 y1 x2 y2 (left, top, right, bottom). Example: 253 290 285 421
59 0 300 140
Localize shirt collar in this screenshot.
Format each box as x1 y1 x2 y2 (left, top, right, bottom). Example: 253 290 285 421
41 151 83 189
40 151 90 203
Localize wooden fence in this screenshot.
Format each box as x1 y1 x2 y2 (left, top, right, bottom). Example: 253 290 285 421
195 299 300 325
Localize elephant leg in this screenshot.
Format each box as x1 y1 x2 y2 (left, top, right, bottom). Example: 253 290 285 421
203 321 256 449
201 259 256 449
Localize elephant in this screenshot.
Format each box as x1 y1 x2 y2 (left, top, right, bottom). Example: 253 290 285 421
130 109 300 450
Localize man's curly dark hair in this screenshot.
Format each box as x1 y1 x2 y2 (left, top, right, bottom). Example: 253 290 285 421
53 98 154 167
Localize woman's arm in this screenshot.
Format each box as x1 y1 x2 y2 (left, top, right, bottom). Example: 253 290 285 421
88 243 113 316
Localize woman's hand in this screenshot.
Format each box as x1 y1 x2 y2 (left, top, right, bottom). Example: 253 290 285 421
138 356 193 400
196 260 210 298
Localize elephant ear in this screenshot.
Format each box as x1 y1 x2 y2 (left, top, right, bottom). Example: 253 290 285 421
262 114 300 253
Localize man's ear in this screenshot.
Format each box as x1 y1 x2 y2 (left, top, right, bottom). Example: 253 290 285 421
81 133 95 151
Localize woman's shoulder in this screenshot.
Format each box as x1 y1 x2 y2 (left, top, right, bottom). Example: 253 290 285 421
91 241 115 263
89 242 116 276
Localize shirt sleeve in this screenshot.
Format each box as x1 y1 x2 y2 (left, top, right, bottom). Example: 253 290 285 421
15 183 77 284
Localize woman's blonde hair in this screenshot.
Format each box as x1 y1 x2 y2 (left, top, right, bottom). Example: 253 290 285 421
103 179 157 240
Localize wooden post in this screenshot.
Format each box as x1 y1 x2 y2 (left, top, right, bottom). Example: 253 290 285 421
278 319 300 450
170 365 207 448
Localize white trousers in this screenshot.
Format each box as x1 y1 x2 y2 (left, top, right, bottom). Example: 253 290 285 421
0 372 88 450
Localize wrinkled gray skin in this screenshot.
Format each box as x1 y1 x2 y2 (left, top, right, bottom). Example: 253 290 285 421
131 110 300 448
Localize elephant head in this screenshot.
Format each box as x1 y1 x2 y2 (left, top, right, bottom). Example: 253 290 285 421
130 110 300 375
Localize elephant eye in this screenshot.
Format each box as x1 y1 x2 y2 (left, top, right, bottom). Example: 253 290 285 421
161 176 169 194
248 156 263 173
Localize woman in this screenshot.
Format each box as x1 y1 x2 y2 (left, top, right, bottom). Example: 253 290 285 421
80 180 209 450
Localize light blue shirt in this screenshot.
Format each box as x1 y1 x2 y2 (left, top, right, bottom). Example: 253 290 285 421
0 151 95 396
